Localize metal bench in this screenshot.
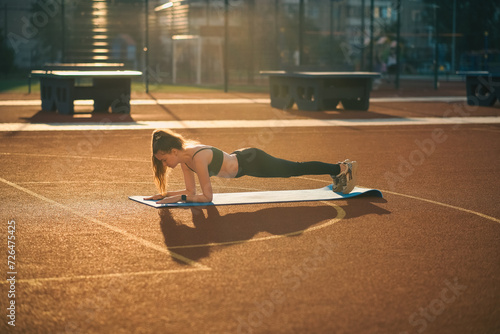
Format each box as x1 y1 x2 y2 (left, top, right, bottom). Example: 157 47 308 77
260 71 380 111
41 63 126 71
458 71 500 107
31 65 142 114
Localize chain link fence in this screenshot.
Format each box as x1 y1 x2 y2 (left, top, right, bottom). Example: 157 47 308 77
1 0 499 89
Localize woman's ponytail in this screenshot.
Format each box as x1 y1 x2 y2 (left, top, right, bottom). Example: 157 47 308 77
151 129 186 194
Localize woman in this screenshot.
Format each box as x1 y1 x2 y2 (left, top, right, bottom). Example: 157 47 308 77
145 129 358 204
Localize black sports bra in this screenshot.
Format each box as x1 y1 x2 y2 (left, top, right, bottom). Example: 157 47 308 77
186 147 224 177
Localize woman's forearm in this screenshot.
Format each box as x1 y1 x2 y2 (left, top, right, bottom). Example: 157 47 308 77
166 189 193 197
185 193 212 203
158 193 212 204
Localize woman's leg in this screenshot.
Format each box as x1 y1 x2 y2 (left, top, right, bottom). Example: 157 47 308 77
234 148 357 194
235 148 341 178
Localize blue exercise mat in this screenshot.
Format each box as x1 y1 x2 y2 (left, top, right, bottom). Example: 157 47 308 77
129 185 382 208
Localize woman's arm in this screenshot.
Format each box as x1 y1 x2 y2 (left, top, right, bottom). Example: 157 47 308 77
144 189 187 200
156 160 213 204
144 164 196 201
191 158 213 202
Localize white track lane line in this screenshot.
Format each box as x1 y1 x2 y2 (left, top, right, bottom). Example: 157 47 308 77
1 269 205 285
0 177 211 273
1 116 499 132
299 176 500 224
0 96 467 107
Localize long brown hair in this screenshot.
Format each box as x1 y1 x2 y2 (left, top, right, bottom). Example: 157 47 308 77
151 129 186 195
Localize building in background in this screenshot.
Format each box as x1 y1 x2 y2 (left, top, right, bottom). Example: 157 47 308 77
1 0 499 84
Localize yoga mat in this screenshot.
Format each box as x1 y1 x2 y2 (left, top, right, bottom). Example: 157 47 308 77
129 185 382 208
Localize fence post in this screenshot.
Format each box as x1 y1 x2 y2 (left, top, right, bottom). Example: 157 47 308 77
369 0 374 71
145 0 149 93
299 0 305 66
395 0 401 89
224 0 228 92
433 3 439 90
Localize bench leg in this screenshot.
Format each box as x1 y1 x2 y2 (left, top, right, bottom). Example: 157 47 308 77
340 79 371 111
39 78 58 111
93 78 132 114
322 99 340 110
270 77 324 111
465 75 498 106
269 77 294 109
54 79 75 115
341 97 369 111
110 93 131 113
93 97 131 113
268 76 374 111
293 82 323 111
93 99 112 113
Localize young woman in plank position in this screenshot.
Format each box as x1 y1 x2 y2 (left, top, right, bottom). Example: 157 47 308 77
145 129 358 204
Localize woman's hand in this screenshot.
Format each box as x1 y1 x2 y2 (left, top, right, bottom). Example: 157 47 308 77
156 195 182 204
144 194 165 201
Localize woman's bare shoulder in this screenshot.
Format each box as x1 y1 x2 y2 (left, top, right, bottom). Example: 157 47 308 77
185 144 209 153
186 145 228 153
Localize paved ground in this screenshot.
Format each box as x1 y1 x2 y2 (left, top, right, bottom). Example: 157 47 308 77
0 80 499 334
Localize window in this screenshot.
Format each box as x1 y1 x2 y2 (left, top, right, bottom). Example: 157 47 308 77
381 7 387 18
308 6 320 19
411 10 422 22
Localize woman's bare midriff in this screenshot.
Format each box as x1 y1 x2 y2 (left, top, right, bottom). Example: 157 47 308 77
217 152 239 178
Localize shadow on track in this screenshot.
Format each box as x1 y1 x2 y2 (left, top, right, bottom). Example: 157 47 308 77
159 198 390 264
21 109 135 123
339 196 390 220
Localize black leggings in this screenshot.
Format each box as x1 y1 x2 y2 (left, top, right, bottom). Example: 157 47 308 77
232 148 341 178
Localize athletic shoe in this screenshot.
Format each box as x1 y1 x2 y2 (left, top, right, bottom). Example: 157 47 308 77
331 161 347 192
341 160 358 194
331 171 343 192
331 160 358 194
